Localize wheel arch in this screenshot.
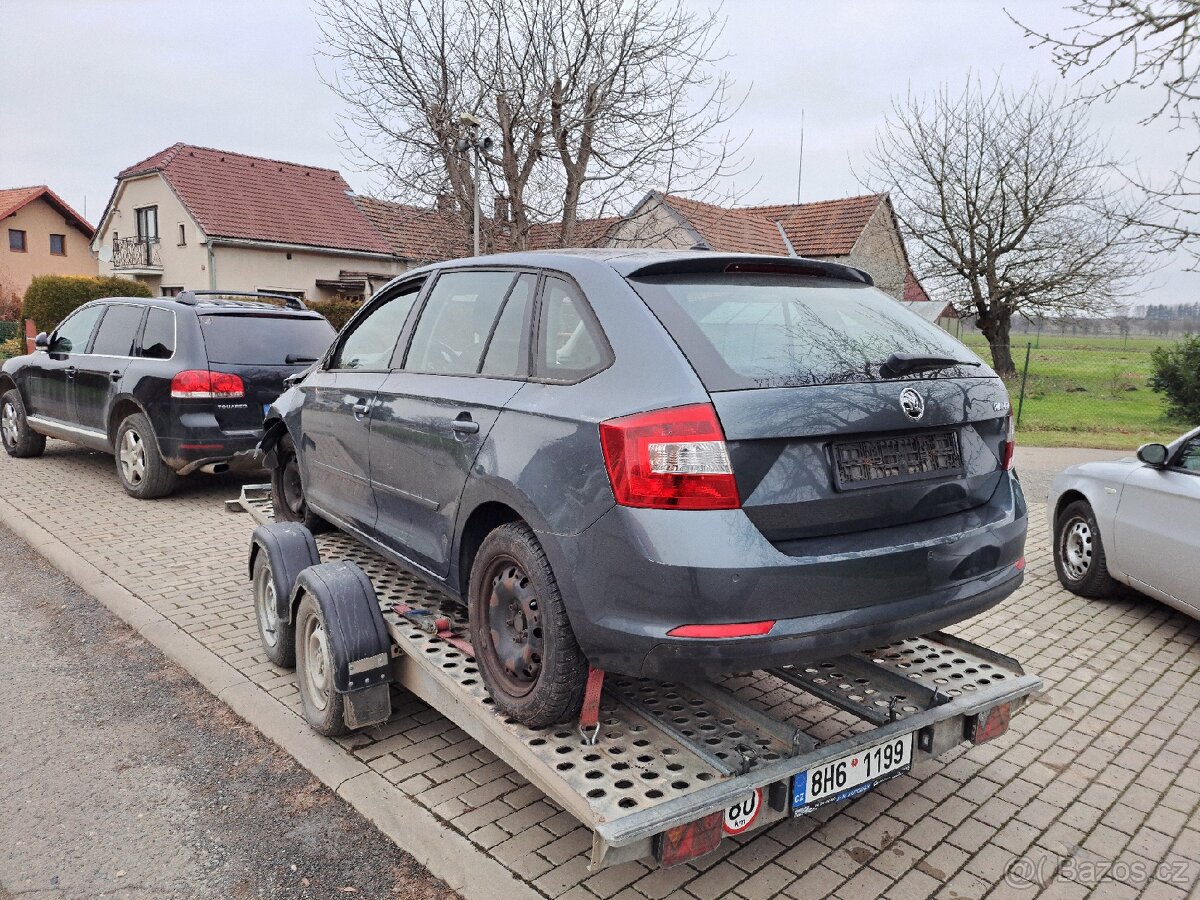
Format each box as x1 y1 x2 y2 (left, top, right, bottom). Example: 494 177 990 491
107 396 149 446
0 372 17 398
1053 489 1090 524
456 500 524 598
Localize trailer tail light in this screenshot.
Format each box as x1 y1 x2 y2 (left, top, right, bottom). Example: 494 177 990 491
1001 410 1015 471
967 702 1011 744
655 811 723 867
668 620 776 638
599 404 740 510
171 370 245 399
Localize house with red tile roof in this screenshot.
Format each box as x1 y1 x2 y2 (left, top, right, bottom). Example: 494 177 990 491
0 185 97 305
91 143 408 302
606 191 918 300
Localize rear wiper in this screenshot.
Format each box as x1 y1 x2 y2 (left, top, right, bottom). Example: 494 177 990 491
878 352 982 379
285 354 320 365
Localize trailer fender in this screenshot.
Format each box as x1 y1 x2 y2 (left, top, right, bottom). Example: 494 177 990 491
291 561 393 730
248 523 320 624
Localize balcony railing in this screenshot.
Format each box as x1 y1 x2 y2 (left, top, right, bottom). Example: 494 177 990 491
112 236 162 270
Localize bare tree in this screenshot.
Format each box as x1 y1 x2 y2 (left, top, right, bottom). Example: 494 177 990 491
1011 1 1200 263
862 78 1152 376
315 0 745 252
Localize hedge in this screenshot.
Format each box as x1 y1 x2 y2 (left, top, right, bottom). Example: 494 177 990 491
315 298 363 332
23 275 153 333
1149 333 1200 423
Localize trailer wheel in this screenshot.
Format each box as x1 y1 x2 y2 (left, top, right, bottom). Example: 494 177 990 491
295 592 349 736
253 553 296 667
248 523 321 668
468 522 588 728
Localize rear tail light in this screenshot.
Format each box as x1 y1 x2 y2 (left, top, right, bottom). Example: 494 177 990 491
667 620 776 638
171 369 245 399
967 702 1011 744
1001 410 1015 471
599 403 740 510
654 811 723 867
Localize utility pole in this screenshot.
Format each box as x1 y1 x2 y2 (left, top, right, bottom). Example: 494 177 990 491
456 113 493 257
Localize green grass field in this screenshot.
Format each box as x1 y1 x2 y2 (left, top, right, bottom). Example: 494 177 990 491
960 333 1190 450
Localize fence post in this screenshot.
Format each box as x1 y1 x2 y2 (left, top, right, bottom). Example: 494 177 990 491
1016 342 1032 426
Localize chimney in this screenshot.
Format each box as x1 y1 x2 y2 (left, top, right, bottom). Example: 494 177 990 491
436 193 455 211
494 196 509 223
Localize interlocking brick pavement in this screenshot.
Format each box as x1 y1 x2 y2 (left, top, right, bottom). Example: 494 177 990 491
1 441 1197 899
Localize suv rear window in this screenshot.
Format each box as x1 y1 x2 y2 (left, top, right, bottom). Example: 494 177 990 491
628 274 981 390
198 314 336 365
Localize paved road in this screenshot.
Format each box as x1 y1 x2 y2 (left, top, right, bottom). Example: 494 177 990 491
0 523 456 900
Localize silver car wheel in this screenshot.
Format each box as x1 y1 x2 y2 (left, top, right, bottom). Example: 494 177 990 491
119 428 147 486
302 614 332 712
1061 517 1093 581
1 402 18 447
255 569 280 649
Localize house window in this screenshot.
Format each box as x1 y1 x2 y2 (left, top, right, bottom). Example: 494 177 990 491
49 234 66 256
161 286 184 298
8 229 26 252
135 206 159 241
177 224 186 246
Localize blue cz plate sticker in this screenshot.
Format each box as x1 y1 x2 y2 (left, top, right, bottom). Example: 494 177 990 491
263 403 272 416
792 732 913 815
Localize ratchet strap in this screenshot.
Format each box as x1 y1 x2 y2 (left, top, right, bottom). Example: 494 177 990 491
579 666 606 745
393 604 476 657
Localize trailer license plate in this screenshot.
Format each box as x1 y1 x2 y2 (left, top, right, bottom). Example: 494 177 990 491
792 732 914 815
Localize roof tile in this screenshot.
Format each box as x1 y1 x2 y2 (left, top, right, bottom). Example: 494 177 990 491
0 185 94 237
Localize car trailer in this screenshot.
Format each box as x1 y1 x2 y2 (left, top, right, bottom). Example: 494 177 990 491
233 485 1041 872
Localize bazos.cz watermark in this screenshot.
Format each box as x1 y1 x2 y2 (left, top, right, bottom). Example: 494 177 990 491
1004 852 1193 890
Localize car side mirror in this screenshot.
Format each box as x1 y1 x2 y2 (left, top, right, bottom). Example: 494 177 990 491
1136 443 1169 467
33 332 49 351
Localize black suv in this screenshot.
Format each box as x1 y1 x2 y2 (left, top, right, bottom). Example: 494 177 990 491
1 291 335 498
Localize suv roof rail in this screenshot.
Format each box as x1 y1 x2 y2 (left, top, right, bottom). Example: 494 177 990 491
176 289 308 311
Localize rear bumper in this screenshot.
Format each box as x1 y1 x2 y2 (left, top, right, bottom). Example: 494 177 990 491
541 472 1027 679
157 414 264 475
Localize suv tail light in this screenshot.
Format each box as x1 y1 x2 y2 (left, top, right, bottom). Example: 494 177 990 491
171 369 245 399
1001 410 1015 471
599 403 740 510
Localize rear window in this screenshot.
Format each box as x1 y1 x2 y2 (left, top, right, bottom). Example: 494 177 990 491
628 274 982 390
198 314 336 365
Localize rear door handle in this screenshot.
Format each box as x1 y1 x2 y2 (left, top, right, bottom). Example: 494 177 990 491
352 399 371 420
449 417 479 434
65 366 77 379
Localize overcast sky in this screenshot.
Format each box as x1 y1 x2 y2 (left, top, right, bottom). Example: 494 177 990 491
2 0 1196 304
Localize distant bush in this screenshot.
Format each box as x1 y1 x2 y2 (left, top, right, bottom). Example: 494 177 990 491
23 275 153 333
0 336 25 359
1149 334 1200 423
315 298 363 332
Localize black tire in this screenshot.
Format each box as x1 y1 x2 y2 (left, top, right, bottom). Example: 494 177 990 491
1054 499 1119 598
252 553 296 668
294 592 348 736
468 522 588 728
271 436 328 532
114 412 177 499
1 389 45 458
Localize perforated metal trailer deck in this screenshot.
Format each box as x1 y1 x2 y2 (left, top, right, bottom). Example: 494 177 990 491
234 486 1041 871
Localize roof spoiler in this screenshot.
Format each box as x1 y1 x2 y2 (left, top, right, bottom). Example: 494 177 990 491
176 289 308 311
622 255 873 286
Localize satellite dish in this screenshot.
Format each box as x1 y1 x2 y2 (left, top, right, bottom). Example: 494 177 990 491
98 245 113 263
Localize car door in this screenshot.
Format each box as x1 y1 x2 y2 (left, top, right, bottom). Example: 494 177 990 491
73 302 145 433
369 270 534 576
1113 434 1200 610
25 304 105 424
298 279 424 535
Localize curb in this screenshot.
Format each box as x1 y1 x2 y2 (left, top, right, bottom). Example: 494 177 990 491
0 497 540 900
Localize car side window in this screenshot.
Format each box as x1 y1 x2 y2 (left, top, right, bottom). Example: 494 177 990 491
1173 437 1200 472
535 276 607 381
50 305 104 355
404 270 517 375
330 281 422 371
90 304 146 357
479 274 535 377
139 308 176 359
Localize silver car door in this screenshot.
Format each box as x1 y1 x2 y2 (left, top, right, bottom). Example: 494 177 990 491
1113 435 1200 611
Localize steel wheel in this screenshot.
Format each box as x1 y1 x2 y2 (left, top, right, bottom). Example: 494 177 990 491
302 613 333 712
485 556 544 697
1060 517 1093 581
119 428 147 486
255 565 281 649
282 455 305 516
1 401 17 449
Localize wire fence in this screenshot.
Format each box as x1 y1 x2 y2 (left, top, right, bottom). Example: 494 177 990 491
963 337 1184 446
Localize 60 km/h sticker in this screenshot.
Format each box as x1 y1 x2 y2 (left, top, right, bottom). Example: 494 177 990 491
722 788 762 835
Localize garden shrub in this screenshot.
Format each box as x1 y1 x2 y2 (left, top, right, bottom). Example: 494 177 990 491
315 298 363 331
1149 334 1200 423
23 275 152 332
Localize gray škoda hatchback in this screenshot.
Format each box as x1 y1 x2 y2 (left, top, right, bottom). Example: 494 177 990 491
263 250 1027 727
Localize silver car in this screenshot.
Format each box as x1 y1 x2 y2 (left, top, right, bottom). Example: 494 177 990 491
1048 427 1200 618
